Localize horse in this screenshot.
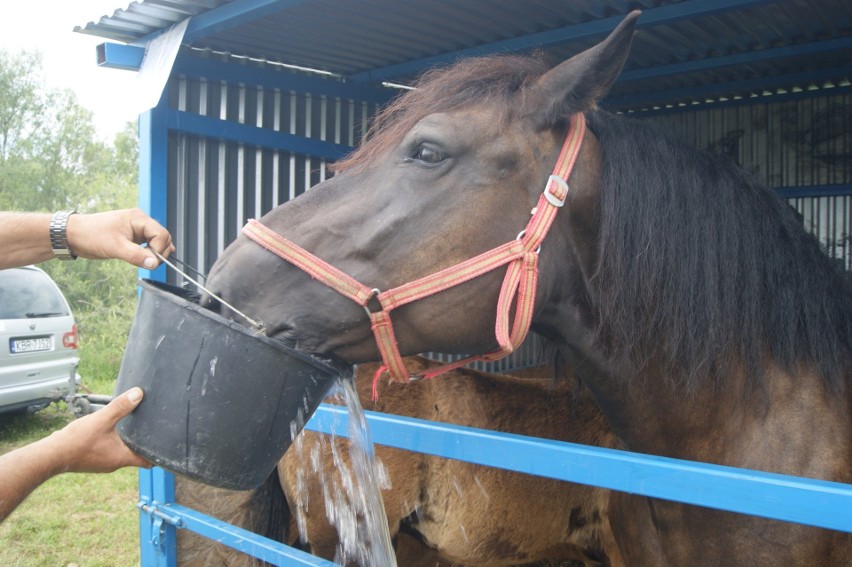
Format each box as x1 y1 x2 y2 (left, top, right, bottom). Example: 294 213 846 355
174 356 622 567
203 11 852 565
280 356 620 566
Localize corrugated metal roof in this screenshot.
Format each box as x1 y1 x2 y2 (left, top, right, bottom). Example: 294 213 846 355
75 0 232 43
75 0 852 111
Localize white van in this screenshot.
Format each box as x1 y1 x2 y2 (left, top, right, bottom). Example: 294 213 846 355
0 266 79 414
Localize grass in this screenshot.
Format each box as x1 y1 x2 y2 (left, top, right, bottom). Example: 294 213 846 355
74 300 138 395
0 302 141 567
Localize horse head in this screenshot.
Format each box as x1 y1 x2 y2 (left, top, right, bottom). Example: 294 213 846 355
204 12 639 370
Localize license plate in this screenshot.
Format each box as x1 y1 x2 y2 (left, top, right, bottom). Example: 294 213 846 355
10 336 53 353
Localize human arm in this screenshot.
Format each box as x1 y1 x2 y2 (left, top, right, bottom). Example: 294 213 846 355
0 209 175 270
0 388 151 524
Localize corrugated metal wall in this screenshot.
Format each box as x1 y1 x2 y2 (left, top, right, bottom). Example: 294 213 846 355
166 71 379 277
788 194 850 271
162 65 849 371
646 91 851 271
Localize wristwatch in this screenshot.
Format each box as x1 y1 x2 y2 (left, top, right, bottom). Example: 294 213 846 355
49 210 78 260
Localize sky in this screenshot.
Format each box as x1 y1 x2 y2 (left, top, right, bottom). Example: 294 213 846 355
0 1 140 141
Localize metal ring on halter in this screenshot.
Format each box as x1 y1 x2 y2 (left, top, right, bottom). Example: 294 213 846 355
515 230 542 254
363 288 383 317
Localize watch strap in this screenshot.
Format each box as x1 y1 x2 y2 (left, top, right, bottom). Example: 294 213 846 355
49 210 78 260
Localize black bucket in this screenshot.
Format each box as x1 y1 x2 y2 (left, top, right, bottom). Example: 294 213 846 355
114 279 342 490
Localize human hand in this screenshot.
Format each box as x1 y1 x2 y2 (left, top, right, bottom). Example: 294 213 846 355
50 388 152 474
65 208 175 269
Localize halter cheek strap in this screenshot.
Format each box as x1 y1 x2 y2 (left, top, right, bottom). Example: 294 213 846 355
242 113 586 392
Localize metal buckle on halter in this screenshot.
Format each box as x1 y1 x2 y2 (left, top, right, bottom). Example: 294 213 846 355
545 175 568 207
363 288 383 317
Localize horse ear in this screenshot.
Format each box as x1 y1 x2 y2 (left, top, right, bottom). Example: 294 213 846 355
521 10 640 129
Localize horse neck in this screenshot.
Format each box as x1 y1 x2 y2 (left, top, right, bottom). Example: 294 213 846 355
579 357 850 476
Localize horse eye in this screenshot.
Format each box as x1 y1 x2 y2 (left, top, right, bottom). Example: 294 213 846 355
413 145 446 164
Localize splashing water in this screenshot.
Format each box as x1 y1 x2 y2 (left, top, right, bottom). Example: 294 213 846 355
289 377 396 566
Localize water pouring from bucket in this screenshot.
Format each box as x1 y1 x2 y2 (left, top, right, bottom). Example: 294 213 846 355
289 379 397 566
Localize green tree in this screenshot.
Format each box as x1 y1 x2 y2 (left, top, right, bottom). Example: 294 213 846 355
0 49 141 391
0 51 45 163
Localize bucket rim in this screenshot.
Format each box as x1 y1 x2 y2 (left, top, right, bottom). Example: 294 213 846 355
137 278 339 377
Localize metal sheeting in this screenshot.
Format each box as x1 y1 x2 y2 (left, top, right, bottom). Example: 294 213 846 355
646 91 852 270
788 195 851 271
75 0 232 43
424 333 550 374
647 93 852 188
77 1 852 111
165 72 378 279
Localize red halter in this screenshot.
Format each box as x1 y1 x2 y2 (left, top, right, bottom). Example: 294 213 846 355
242 113 586 391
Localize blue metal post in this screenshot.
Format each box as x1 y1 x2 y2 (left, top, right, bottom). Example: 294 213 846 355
138 91 169 282
137 468 155 566
137 89 177 566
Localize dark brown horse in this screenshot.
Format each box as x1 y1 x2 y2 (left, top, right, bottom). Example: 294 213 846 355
175 357 621 566
204 12 852 565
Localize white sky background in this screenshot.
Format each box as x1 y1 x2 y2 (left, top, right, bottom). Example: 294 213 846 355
0 1 140 141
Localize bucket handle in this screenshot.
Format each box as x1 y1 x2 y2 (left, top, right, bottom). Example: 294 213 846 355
154 252 266 333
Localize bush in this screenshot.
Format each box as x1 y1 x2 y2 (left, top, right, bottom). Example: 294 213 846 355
41 257 139 395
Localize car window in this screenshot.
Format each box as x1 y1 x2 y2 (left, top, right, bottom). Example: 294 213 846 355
0 269 70 319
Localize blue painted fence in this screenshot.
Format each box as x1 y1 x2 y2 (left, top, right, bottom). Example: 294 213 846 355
135 403 852 566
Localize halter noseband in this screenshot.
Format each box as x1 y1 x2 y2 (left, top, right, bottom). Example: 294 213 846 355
242 113 586 390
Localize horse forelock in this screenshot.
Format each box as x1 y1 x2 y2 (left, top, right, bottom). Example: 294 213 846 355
333 54 552 173
585 110 852 396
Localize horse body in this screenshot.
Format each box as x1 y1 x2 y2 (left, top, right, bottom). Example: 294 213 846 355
205 12 852 565
280 357 620 566
592 362 851 565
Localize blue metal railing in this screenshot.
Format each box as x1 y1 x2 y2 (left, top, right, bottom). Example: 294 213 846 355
137 402 852 566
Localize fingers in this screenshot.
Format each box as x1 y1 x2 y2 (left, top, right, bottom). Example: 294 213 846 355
115 239 160 270
131 208 175 256
100 387 145 426
126 452 154 469
123 240 173 270
66 208 175 268
56 387 149 473
128 209 175 269
105 388 153 469
142 222 175 258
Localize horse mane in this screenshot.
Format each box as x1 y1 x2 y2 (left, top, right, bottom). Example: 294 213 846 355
334 54 551 173
586 110 852 394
